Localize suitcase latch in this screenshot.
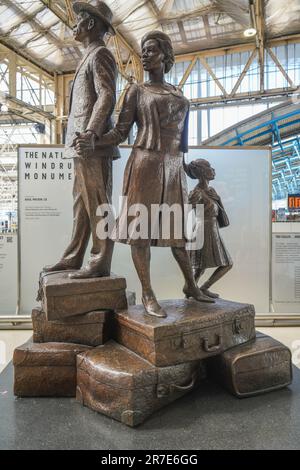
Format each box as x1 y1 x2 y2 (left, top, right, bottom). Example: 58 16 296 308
233 318 244 335
171 337 183 350
171 335 194 350
156 384 170 398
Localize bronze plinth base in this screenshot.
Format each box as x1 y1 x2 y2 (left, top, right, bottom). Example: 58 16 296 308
39 272 128 321
206 332 293 397
76 340 206 427
114 298 256 367
13 340 91 397
13 300 293 426
32 308 113 347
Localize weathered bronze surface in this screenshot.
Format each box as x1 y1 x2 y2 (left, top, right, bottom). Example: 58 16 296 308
32 308 112 347
38 271 127 320
14 340 91 397
44 1 119 279
185 159 233 299
207 332 293 397
114 298 256 367
76 340 206 427
76 30 214 318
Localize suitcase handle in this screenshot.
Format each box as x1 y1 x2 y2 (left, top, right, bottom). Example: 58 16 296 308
157 373 197 398
170 373 197 393
203 335 222 353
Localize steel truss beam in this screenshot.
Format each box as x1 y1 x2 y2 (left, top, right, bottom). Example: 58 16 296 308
39 0 143 77
1 0 64 51
174 35 299 108
40 0 143 117
0 44 55 151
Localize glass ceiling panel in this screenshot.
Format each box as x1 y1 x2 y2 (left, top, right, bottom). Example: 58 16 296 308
35 9 59 28
172 0 211 13
0 0 299 73
0 6 23 33
9 23 36 42
14 0 41 13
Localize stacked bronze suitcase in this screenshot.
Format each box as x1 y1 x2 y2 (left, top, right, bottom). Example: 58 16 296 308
14 272 127 398
13 273 293 427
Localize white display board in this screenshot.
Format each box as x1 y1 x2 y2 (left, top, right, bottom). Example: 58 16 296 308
112 146 271 313
18 146 73 314
272 233 300 313
18 145 271 315
0 233 17 315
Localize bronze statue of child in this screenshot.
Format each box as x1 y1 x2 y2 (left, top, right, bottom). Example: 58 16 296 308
184 159 233 299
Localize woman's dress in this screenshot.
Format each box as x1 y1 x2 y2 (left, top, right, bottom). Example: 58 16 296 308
102 82 190 247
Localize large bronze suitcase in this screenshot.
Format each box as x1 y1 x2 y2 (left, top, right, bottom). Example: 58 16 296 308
32 307 112 347
76 341 206 427
114 299 255 367
37 271 128 320
14 340 91 397
207 332 293 397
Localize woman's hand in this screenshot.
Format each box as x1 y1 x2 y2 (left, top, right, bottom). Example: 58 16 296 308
71 131 96 158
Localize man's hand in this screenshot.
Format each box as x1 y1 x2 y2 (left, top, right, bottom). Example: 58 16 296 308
71 131 97 158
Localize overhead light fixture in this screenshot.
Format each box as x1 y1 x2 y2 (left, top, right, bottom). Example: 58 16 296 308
0 103 8 112
244 27 257 37
244 0 257 38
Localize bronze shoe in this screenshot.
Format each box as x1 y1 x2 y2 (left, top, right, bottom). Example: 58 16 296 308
69 265 110 279
183 286 215 303
43 260 81 273
142 297 167 318
201 288 220 299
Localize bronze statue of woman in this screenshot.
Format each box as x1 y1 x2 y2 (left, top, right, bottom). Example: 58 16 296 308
184 159 233 299
75 31 214 318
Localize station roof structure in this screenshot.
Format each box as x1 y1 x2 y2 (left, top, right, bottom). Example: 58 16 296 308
203 99 300 200
0 0 300 73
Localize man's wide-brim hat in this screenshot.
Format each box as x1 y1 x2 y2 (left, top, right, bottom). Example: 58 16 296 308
73 1 116 35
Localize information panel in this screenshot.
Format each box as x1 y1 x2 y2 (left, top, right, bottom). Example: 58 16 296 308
272 233 300 313
18 145 73 314
112 146 271 313
0 233 17 315
18 145 271 315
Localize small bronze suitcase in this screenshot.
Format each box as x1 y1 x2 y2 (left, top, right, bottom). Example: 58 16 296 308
38 271 128 321
14 340 91 397
32 308 112 347
207 332 293 397
114 299 255 367
76 341 205 427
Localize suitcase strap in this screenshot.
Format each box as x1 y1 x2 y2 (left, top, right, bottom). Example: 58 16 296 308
156 372 197 398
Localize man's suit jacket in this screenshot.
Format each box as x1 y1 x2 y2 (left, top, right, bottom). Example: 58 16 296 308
64 39 120 160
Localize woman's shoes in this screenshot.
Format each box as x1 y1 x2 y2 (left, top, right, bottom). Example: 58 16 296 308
183 286 215 303
201 288 220 299
142 297 167 318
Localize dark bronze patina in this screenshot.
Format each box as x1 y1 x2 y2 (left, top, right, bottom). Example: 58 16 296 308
38 271 127 321
13 8 294 424
14 339 91 397
185 159 233 299
207 332 293 397
76 30 214 318
76 340 205 427
114 298 256 367
32 307 113 347
44 1 119 279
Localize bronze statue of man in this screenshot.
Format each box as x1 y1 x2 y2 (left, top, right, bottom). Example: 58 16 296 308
44 1 119 279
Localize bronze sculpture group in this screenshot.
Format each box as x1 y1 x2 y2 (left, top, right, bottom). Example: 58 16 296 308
44 0 232 318
13 1 293 429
